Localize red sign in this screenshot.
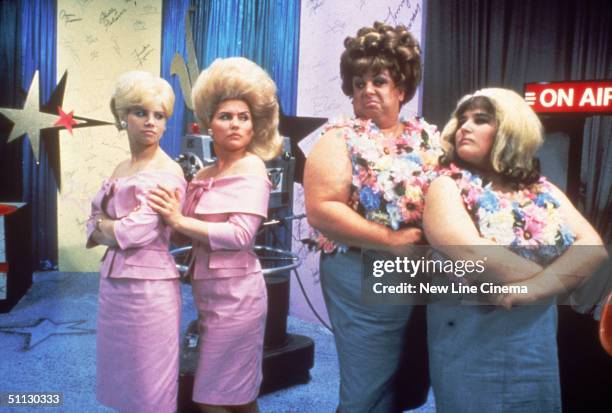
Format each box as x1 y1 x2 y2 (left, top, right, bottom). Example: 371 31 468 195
0 205 18 216
524 81 612 114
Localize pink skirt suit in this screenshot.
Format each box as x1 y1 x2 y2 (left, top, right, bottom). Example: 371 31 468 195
86 170 186 413
182 174 271 405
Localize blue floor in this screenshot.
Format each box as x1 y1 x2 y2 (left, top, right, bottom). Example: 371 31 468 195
0 272 435 412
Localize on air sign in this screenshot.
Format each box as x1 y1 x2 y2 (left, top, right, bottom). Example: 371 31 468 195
524 81 612 114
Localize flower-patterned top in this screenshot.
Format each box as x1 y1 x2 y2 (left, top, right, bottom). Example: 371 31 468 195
441 163 575 264
309 116 442 254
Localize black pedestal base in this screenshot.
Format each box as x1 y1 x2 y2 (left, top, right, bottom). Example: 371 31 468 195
261 333 315 394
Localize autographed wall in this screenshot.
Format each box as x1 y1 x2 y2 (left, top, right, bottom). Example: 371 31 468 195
56 0 162 271
297 0 425 119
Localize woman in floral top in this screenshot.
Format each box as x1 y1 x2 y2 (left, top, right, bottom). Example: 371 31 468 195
423 88 607 412
304 22 441 412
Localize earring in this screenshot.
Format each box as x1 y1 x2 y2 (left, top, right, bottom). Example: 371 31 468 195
120 120 127 130
207 128 213 137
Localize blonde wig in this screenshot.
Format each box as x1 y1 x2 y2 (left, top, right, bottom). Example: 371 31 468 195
340 21 422 104
440 88 543 183
191 57 282 161
110 71 175 130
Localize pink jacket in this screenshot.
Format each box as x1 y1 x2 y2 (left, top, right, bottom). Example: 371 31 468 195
183 174 271 279
86 170 187 279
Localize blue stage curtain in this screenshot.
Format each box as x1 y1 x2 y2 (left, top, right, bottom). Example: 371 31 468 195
19 0 57 269
192 0 300 115
161 0 191 157
0 1 22 201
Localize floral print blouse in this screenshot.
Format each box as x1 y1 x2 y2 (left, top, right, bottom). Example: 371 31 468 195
441 163 575 264
309 116 441 254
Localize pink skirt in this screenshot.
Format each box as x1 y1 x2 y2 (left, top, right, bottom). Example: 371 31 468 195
191 272 267 405
97 276 181 413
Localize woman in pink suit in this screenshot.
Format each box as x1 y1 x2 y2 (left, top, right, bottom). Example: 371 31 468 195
148 57 282 413
86 71 186 413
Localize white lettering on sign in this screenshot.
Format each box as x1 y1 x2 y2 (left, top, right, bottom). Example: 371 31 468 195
540 89 557 107
538 87 612 109
558 89 573 106
539 88 574 107
579 87 612 107
580 88 596 106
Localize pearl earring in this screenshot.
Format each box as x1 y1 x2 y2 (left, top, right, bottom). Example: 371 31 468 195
120 120 127 129
207 128 213 137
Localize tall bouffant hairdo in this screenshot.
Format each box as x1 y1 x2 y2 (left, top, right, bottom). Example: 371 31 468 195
191 57 283 161
440 88 544 184
340 21 422 104
110 71 175 130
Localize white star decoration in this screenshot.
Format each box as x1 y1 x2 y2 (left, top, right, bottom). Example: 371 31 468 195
0 318 95 351
0 71 60 164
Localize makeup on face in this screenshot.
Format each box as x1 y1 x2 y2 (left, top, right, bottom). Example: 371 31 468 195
209 99 254 153
454 109 497 170
351 69 404 123
125 102 167 144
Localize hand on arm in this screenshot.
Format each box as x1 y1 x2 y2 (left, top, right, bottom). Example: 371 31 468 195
88 214 118 247
86 199 110 248
423 176 543 284
148 185 211 246
499 183 608 308
304 129 422 254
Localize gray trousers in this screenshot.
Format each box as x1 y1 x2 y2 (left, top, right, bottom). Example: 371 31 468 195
427 301 561 413
320 250 414 413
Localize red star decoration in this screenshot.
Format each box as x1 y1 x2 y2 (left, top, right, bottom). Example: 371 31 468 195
54 106 78 134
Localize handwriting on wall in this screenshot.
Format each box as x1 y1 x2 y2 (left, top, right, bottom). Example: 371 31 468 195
100 7 128 30
297 0 424 119
132 44 154 66
59 9 83 24
57 0 162 271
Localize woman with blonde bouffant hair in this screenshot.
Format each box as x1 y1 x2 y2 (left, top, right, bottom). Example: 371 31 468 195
148 57 282 413
423 87 607 412
438 88 544 183
86 71 186 413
